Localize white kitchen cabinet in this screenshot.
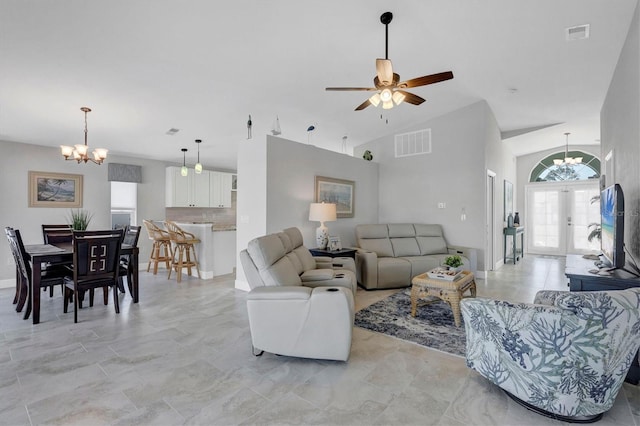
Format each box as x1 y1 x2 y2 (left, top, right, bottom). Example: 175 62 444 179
210 171 233 208
166 167 210 207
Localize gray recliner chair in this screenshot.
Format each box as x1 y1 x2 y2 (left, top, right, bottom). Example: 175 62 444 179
240 227 356 361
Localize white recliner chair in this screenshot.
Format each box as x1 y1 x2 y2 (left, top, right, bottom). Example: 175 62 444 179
240 227 356 361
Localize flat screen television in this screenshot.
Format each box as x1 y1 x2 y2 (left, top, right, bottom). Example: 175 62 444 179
600 183 625 269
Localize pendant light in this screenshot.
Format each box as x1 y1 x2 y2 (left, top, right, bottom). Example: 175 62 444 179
194 139 203 174
60 107 108 164
180 148 188 177
553 132 583 166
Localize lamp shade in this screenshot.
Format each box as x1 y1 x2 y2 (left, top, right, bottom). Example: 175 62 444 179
309 203 337 222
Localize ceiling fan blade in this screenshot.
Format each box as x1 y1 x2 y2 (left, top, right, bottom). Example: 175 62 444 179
398 71 454 89
354 99 371 111
325 87 377 91
397 90 425 105
376 59 394 85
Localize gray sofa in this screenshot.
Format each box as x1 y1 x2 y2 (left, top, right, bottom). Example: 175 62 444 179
355 223 475 290
240 227 356 361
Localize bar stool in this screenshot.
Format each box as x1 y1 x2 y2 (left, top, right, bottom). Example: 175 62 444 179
164 221 201 283
142 220 173 275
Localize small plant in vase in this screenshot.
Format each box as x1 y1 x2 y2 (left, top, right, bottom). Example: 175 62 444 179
67 209 93 231
443 255 463 272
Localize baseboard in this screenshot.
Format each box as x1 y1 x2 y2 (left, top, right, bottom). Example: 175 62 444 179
475 270 487 279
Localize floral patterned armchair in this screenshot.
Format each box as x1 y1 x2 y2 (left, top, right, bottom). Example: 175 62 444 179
460 288 640 422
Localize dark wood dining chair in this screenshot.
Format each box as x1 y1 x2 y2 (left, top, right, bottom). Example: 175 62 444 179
118 225 141 295
42 224 73 244
4 227 66 318
63 229 124 323
41 224 74 297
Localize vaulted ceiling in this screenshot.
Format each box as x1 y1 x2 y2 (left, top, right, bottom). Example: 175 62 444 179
1 0 637 170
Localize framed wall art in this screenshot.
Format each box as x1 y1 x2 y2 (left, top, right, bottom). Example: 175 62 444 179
504 179 513 221
314 176 354 218
29 171 83 208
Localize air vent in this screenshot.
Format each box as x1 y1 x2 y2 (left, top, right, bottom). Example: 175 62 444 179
165 128 180 135
395 129 432 158
566 24 590 41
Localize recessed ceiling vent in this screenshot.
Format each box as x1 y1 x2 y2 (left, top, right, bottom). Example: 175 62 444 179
566 24 590 41
395 128 431 158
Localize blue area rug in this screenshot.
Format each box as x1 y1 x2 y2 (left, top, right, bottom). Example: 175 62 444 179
355 288 467 357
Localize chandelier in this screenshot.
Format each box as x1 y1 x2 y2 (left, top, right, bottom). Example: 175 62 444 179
553 132 582 166
60 107 108 164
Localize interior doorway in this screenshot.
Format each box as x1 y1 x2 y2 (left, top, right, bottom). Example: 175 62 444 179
525 181 600 256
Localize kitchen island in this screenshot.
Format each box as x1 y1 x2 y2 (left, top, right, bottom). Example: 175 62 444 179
176 223 236 279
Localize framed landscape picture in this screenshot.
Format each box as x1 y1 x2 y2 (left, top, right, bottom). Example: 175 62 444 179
315 176 354 218
29 171 83 208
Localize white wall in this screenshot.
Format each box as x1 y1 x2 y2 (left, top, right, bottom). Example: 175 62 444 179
601 1 640 258
353 101 513 272
0 140 167 281
235 136 268 290
484 103 517 269
235 135 378 290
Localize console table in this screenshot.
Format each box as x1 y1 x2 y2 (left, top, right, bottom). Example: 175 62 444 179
503 226 524 264
565 254 640 384
565 254 640 291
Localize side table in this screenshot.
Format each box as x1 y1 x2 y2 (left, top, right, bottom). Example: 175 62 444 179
503 226 524 264
309 247 357 259
410 271 476 327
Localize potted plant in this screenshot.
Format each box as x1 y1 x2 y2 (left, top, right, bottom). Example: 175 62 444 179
443 254 463 272
67 209 93 231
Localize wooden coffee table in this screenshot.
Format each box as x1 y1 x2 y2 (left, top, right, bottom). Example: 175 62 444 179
410 270 476 327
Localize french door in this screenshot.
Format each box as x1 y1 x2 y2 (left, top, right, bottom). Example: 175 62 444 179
525 181 600 256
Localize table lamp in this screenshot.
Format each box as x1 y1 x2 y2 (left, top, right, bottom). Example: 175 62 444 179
309 202 337 249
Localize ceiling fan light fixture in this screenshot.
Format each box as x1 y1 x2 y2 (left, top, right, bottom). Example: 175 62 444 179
369 93 381 107
380 88 393 103
575 157 583 164
553 159 563 166
325 11 453 111
392 90 405 105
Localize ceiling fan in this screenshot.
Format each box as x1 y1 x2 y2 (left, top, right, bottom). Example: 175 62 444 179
326 12 454 111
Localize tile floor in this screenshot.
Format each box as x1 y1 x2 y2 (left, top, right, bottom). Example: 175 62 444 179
0 255 639 425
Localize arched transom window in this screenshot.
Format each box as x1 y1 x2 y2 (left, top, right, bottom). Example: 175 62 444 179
530 150 600 182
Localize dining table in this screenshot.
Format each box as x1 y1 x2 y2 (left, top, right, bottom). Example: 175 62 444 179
23 242 140 324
